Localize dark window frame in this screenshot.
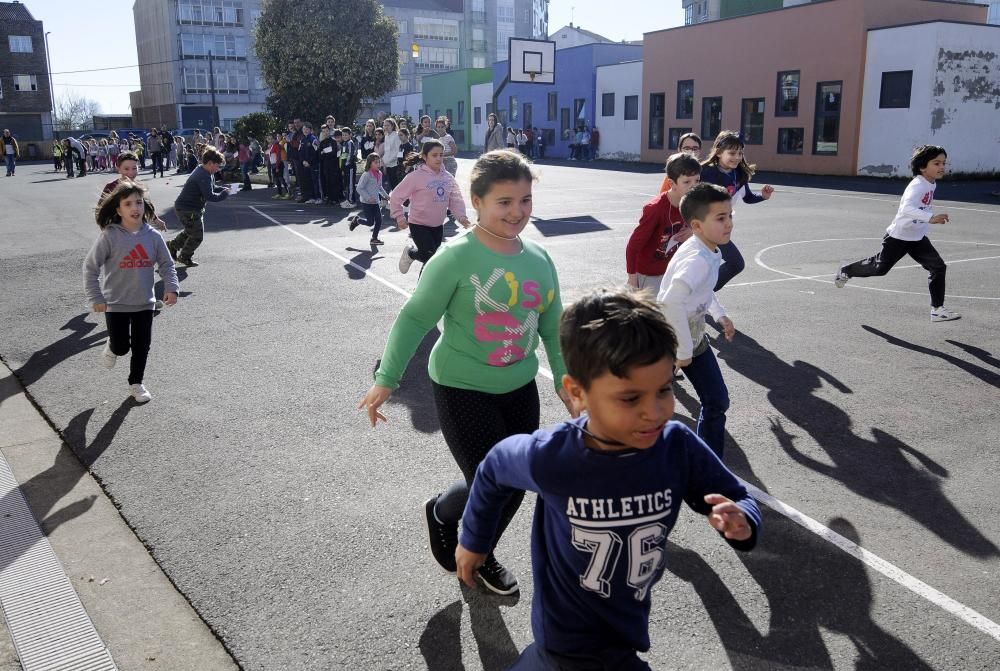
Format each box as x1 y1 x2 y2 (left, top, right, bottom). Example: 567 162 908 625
676 79 694 119
741 97 765 145
602 92 615 117
668 127 692 150
775 70 800 117
624 95 639 121
777 127 804 155
812 80 843 156
701 96 722 140
474 106 482 125
879 70 913 109
648 93 665 150
547 92 557 121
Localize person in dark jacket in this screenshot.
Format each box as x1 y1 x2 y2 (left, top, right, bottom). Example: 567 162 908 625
167 146 230 266
2 129 19 176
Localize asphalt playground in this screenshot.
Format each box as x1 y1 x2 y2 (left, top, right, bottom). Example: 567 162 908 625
0 157 999 670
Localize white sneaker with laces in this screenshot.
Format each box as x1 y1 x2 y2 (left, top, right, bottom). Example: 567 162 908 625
130 383 152 403
833 270 850 288
101 342 117 369
398 244 415 274
930 306 960 322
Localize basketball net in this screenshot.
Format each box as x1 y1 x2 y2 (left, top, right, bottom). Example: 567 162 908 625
528 71 538 82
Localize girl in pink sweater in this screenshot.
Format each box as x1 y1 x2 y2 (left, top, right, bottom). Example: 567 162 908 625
389 139 470 275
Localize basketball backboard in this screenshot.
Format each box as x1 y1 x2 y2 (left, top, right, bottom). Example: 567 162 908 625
508 38 555 85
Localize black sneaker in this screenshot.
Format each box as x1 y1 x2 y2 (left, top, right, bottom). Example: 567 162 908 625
424 495 458 574
179 256 199 267
478 554 518 595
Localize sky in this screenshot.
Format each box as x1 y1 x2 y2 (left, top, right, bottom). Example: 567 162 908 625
21 0 686 116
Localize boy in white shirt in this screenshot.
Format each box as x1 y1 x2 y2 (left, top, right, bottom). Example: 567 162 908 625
657 183 736 459
834 145 958 322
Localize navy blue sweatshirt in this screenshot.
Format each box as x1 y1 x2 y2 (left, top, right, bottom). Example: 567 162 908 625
174 165 228 212
701 164 764 205
461 417 761 657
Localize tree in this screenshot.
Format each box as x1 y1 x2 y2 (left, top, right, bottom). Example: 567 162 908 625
232 112 283 142
53 89 102 131
254 0 398 124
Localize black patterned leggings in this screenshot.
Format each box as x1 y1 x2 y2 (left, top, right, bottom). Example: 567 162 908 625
432 380 541 548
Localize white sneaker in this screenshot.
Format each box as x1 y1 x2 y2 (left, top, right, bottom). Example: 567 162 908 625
930 306 960 322
101 342 117 369
130 383 152 403
398 244 415 274
339 200 351 208
833 270 850 288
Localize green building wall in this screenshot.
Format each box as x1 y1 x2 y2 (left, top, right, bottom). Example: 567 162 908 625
420 68 493 151
720 0 783 19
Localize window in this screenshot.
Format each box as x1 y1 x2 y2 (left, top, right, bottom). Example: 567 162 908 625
741 98 764 145
668 128 692 150
510 96 519 122
415 76 423 92
573 98 586 125
547 92 557 121
543 128 555 146
415 46 459 70
677 80 694 119
524 102 532 127
413 18 460 41
879 70 913 109
777 128 804 154
474 106 482 125
648 93 665 150
8 36 33 53
560 108 571 136
178 0 244 26
813 81 842 155
397 19 407 34
624 95 639 121
775 71 799 116
701 96 722 139
13 75 38 92
602 92 615 117
457 101 465 125
181 33 247 59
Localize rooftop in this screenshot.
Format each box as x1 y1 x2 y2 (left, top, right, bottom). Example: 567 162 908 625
0 1 37 22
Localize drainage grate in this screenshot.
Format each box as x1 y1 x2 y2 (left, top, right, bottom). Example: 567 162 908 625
0 453 118 671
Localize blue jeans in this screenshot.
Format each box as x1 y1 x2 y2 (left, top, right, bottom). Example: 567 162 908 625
5 154 15 174
714 241 745 291
509 642 651 670
683 342 730 459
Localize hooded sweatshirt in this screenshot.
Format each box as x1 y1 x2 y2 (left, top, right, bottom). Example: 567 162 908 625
83 223 179 312
389 163 466 226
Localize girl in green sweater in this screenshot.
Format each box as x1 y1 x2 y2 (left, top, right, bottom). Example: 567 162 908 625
359 150 574 595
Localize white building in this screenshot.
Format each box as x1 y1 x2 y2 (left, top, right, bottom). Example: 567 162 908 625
470 81 494 151
594 60 642 161
549 23 616 49
857 20 1000 176
390 93 423 119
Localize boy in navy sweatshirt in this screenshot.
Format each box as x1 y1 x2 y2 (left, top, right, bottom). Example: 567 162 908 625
456 287 760 670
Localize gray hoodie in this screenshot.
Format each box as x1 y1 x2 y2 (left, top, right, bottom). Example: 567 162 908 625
83 223 179 312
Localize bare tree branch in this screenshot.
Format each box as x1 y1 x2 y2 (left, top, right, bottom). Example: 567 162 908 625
53 89 102 131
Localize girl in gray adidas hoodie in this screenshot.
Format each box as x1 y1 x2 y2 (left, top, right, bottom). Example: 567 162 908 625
83 180 178 403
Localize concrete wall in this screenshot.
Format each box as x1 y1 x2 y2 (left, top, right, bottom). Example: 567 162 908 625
470 82 493 151
595 61 643 160
858 21 1000 176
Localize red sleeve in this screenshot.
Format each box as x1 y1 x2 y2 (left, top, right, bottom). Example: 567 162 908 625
625 196 666 274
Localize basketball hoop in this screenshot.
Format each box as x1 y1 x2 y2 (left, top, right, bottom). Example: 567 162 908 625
527 71 539 82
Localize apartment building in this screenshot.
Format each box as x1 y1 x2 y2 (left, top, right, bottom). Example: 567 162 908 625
0 1 54 141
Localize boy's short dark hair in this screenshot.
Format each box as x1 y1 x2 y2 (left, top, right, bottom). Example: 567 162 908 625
560 288 678 389
332 129 343 138
911 144 946 176
680 183 731 223
116 151 138 166
201 147 225 165
665 152 701 182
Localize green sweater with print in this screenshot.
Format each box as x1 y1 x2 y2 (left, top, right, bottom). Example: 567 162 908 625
375 232 566 395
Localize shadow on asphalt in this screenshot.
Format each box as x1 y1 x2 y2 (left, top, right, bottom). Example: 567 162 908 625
344 245 383 280
0 314 104 407
376 328 440 435
530 215 611 237
863 327 1000 389
714 331 999 559
419 584 520 671
665 515 934 670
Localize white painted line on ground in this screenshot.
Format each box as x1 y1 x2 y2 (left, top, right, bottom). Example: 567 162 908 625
753 238 1000 300
744 481 1000 644
255 205 1000 643
778 189 1000 215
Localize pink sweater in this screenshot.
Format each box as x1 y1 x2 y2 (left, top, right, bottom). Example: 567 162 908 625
389 164 467 226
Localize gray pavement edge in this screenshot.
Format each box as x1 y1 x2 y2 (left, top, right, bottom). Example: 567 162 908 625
0 361 239 671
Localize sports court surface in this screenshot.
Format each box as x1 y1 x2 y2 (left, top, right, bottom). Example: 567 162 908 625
1 158 999 669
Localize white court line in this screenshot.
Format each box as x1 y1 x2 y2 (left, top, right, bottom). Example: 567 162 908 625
251 205 1000 644
753 238 1000 300
779 189 1000 215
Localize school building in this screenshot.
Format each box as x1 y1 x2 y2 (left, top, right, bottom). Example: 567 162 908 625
490 42 643 159
419 68 493 150
641 0 995 176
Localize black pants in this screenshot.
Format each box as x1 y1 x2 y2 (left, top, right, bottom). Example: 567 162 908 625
842 234 947 307
298 163 314 200
270 163 286 195
360 202 382 238
714 241 745 291
408 224 445 264
321 160 341 201
432 380 540 548
106 310 154 385
151 151 163 177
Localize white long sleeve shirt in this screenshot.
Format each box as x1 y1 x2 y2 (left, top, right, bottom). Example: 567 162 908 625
657 236 727 361
886 175 935 241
